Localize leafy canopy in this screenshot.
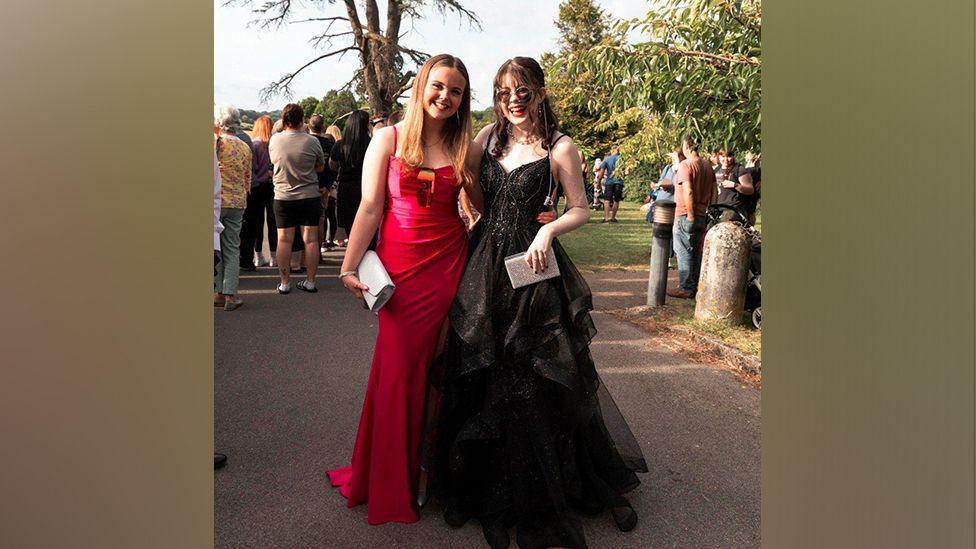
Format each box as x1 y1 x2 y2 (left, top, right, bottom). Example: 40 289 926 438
566 0 761 154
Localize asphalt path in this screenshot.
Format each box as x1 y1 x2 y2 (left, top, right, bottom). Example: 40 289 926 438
215 250 760 548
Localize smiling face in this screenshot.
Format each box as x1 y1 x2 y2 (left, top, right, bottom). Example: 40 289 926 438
422 66 466 120
495 73 545 127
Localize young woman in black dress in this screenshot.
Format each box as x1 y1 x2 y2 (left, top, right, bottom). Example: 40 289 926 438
330 110 371 246
433 57 648 549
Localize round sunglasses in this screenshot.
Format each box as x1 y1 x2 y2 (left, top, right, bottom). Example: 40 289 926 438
494 86 535 105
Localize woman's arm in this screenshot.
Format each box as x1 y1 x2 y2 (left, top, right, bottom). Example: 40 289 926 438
338 127 395 298
524 136 590 272
461 124 493 214
459 189 477 230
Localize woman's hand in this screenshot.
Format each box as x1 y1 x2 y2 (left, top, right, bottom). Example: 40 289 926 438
536 209 557 224
524 226 554 273
340 273 370 300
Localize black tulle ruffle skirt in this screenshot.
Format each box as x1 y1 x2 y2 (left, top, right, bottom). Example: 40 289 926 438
430 223 648 549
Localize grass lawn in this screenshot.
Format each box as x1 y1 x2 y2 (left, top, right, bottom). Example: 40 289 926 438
560 201 762 357
558 202 653 271
642 298 762 357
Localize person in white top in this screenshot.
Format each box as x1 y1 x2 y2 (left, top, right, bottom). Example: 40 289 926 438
214 150 223 250
212 148 227 471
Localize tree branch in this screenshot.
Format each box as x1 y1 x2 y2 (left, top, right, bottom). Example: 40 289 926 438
338 69 363 93
394 71 417 99
386 0 403 42
310 31 355 50
663 46 760 67
289 16 349 24
260 47 360 103
429 0 482 30
246 0 293 30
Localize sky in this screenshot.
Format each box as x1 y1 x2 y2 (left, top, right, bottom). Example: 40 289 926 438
214 0 653 112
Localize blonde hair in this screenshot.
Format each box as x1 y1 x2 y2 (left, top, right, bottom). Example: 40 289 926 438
326 124 342 141
399 54 472 187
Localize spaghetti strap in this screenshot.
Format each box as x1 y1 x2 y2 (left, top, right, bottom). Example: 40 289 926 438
392 125 398 156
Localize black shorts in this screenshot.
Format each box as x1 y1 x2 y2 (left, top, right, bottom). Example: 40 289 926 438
273 197 322 228
603 183 623 202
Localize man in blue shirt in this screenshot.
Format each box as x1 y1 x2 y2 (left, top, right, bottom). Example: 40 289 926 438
597 146 622 223
647 147 683 222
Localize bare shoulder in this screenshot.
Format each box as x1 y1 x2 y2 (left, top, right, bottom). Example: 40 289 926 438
550 133 580 164
474 123 495 148
371 125 397 155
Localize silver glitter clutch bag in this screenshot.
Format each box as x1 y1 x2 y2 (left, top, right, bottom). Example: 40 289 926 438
358 251 395 312
504 247 560 289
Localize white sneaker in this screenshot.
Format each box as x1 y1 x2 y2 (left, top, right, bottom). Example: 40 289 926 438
277 282 291 294
256 255 268 267
269 257 276 268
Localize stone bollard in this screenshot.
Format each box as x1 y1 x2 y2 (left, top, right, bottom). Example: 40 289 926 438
695 221 751 324
647 199 676 306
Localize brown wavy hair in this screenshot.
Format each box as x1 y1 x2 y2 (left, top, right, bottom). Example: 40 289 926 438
399 54 472 187
490 57 560 158
250 115 273 143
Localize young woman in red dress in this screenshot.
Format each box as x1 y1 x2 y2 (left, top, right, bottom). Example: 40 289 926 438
326 54 484 525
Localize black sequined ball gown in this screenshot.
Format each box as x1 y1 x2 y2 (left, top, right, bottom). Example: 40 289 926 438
433 139 648 549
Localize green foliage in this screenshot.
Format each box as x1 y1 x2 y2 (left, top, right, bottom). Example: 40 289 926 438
567 0 762 154
314 89 361 127
240 108 281 121
542 0 620 161
554 0 607 55
471 108 495 135
298 96 320 122
543 0 678 198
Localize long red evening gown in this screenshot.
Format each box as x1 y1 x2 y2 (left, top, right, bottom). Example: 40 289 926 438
327 127 468 524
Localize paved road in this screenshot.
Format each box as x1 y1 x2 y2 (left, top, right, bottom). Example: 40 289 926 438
215 251 760 548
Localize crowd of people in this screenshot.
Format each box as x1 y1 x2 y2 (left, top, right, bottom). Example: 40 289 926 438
214 103 763 312
582 138 762 300
212 102 405 309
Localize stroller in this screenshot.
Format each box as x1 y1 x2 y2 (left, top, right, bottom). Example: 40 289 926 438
705 204 762 329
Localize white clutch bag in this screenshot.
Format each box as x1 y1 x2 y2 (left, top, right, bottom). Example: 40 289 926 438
357 251 395 312
503 247 560 289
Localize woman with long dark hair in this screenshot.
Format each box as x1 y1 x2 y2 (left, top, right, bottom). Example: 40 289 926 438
434 57 647 549
322 124 343 249
327 54 484 526
330 110 371 246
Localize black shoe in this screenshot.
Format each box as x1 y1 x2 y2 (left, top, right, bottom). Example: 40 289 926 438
481 520 510 549
240 264 256 272
444 503 471 528
297 280 318 293
611 500 638 532
214 453 227 470
609 218 619 223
